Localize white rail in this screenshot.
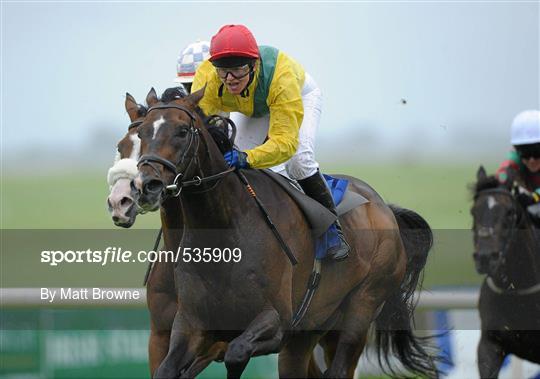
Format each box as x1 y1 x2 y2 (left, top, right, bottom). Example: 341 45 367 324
1 287 478 308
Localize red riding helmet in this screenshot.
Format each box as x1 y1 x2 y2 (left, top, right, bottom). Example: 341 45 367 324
209 25 259 62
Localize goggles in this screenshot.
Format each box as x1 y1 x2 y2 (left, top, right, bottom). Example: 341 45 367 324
516 143 540 159
215 64 252 80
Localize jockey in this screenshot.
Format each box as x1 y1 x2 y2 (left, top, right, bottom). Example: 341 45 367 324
496 110 540 224
192 24 350 260
174 40 211 94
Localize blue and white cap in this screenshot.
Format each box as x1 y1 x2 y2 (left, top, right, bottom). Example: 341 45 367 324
175 40 210 84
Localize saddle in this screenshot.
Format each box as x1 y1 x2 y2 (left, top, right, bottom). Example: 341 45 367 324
258 169 369 238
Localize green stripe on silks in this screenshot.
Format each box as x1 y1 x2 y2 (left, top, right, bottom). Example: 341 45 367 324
251 46 279 118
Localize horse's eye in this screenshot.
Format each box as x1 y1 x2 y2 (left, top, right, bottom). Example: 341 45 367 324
177 128 189 138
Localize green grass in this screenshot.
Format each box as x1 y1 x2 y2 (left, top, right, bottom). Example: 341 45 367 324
2 163 494 288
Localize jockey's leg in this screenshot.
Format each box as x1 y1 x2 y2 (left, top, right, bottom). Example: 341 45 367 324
229 112 270 152
224 305 284 378
297 170 351 260
287 74 350 260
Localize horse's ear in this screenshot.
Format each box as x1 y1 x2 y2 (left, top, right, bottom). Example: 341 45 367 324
477 165 487 181
186 85 206 107
125 92 139 122
146 87 158 107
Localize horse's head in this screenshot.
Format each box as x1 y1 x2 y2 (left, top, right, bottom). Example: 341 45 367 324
471 166 523 275
106 93 146 227
133 86 227 211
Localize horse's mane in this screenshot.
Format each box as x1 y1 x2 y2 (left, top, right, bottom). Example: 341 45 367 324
159 87 235 153
161 86 188 102
473 175 502 195
137 104 147 117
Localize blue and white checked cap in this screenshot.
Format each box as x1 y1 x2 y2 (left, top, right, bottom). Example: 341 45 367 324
175 40 210 83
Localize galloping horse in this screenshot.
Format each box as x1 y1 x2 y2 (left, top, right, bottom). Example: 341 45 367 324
472 166 540 378
133 86 438 378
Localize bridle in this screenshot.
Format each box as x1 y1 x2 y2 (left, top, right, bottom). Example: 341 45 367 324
137 103 234 197
473 187 540 294
474 188 521 266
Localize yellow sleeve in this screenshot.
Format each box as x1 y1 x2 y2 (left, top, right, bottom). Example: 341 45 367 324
245 53 305 169
192 60 222 117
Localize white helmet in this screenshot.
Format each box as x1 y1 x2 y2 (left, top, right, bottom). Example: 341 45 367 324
174 40 210 84
511 110 540 145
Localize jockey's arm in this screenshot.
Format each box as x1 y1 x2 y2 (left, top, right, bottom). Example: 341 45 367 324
496 151 522 184
244 69 304 169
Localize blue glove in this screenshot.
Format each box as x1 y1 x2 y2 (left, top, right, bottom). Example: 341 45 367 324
224 149 249 169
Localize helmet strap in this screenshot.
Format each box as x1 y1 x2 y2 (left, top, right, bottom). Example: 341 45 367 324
240 65 256 98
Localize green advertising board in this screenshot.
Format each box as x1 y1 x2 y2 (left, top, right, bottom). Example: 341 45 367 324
1 308 277 379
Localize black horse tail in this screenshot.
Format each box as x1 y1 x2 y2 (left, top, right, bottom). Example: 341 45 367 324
373 205 440 378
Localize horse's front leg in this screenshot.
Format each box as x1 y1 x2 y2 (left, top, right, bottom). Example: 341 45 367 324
225 304 284 378
180 341 228 378
153 310 207 379
477 331 506 379
147 261 177 376
278 331 323 378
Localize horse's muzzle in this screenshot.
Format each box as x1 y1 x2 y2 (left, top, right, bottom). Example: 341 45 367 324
107 178 139 228
473 250 503 275
135 175 164 212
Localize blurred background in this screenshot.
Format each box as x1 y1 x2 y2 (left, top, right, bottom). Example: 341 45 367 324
2 2 539 378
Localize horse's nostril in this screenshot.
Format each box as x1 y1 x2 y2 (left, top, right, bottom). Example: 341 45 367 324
120 197 133 207
112 216 119 222
144 179 164 194
107 198 113 210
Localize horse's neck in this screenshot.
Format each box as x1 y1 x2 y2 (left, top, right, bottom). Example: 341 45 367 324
504 220 540 289
160 197 183 249
180 137 245 229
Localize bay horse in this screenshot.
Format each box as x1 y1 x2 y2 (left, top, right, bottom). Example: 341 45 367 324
105 90 328 376
132 86 438 378
472 166 540 378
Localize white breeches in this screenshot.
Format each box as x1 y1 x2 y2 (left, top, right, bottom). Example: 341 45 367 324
230 73 322 180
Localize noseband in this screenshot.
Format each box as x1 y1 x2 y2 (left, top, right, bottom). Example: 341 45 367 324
137 103 234 196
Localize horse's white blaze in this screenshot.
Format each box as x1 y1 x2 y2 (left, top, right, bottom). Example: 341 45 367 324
487 196 497 209
153 116 165 139
129 133 141 160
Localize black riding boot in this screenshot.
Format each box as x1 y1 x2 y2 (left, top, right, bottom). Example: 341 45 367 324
298 170 350 261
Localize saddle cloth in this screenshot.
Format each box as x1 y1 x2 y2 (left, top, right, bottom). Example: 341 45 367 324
259 169 369 238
